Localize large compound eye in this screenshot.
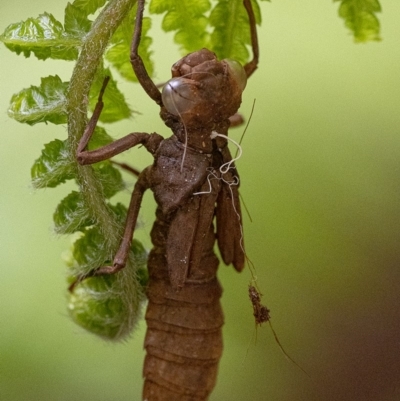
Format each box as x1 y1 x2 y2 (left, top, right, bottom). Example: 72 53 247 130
161 77 199 116
224 59 247 91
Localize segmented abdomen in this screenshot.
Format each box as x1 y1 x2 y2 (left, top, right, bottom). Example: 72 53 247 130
143 207 224 401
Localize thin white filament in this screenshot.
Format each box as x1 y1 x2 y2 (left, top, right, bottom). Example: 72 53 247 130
192 168 219 196
210 131 243 175
193 131 243 195
164 81 188 172
211 132 247 265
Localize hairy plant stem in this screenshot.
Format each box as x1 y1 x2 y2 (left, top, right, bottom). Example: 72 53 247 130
67 0 136 249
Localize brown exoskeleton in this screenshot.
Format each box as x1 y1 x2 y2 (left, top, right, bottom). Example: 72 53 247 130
72 0 259 399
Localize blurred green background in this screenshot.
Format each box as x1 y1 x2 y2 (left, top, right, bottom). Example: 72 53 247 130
1 1 400 400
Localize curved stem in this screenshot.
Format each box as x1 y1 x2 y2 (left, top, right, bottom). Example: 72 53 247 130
66 0 136 247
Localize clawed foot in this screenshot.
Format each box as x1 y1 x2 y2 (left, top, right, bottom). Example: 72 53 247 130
68 263 125 292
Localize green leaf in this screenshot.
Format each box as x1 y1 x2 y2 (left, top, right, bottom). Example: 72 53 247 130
88 125 114 149
149 0 211 53
209 0 261 64
8 75 68 126
334 0 381 42
129 239 148 273
54 192 131 235
67 230 147 340
89 70 132 122
31 139 75 189
93 161 125 198
69 225 146 275
68 228 126 339
108 202 128 225
106 6 154 82
71 0 108 16
69 225 146 274
54 191 95 234
0 13 80 60
68 273 131 340
72 226 111 270
83 127 125 199
64 2 92 37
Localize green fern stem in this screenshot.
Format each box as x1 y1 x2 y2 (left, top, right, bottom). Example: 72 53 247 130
67 0 136 249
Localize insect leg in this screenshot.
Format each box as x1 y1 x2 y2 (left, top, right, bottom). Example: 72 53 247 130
76 76 163 165
76 76 110 155
243 0 259 78
130 0 162 105
110 160 141 177
107 168 151 272
77 132 160 165
69 168 151 290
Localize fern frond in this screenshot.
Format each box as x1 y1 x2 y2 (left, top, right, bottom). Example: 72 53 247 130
209 0 261 64
334 0 381 42
106 5 154 82
149 0 211 53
